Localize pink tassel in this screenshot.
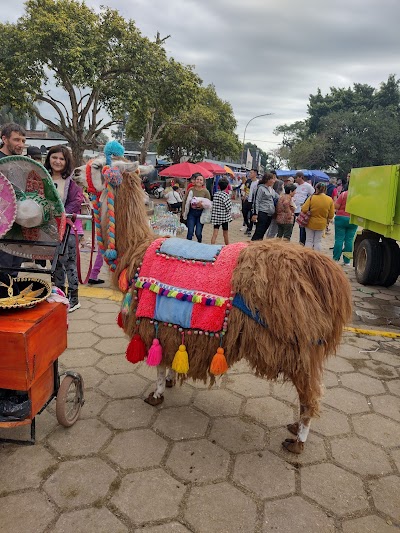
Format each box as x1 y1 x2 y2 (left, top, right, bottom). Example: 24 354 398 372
146 338 163 366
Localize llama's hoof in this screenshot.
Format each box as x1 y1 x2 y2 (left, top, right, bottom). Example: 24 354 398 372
287 422 299 436
144 393 164 406
282 438 304 454
166 379 176 388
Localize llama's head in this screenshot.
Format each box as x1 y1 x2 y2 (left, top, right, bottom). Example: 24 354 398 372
73 156 141 194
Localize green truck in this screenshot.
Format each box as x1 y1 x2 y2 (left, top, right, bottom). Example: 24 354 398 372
346 164 400 287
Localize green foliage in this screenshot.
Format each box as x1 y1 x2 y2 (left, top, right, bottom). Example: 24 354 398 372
158 85 241 163
275 75 400 174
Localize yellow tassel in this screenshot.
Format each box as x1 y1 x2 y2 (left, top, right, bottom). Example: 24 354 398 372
172 344 189 374
210 347 229 375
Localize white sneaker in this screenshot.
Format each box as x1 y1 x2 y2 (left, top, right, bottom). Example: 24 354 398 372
240 226 246 231
341 262 350 267
68 302 81 313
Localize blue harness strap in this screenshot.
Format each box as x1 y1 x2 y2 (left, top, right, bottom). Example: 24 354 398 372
232 293 267 328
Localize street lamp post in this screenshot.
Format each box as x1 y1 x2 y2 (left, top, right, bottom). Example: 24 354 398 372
241 113 273 169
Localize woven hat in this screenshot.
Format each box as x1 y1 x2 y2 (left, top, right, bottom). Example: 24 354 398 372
0 172 17 238
0 274 52 310
0 156 65 260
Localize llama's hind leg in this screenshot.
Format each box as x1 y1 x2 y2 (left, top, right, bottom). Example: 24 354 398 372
283 408 311 454
144 365 166 406
166 368 176 388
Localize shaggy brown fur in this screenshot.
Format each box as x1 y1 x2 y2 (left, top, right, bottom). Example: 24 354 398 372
102 170 352 421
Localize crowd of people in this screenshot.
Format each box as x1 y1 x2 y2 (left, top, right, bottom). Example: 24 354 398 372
177 166 353 265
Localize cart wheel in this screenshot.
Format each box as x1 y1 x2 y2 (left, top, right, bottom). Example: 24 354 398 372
56 375 84 427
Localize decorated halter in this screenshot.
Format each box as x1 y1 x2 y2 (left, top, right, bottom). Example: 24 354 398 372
91 140 125 271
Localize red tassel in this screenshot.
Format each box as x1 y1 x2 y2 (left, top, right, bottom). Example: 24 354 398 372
117 311 123 329
210 347 229 375
146 338 163 366
126 333 146 364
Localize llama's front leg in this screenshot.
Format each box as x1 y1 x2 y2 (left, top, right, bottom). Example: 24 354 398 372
283 410 311 454
144 365 166 406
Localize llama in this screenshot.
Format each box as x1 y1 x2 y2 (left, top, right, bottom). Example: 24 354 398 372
99 164 352 454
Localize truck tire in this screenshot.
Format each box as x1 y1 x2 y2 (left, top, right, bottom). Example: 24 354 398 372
376 239 400 287
355 239 383 285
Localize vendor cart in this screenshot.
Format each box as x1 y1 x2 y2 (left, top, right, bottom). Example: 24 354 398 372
0 155 84 444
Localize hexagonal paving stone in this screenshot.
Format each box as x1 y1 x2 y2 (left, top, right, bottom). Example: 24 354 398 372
139 524 191 533
193 389 242 417
72 366 105 389
166 439 229 483
209 417 265 453
312 405 351 437
93 324 125 338
160 383 195 407
79 389 109 419
92 312 121 324
337 343 373 361
99 374 149 399
234 450 295 499
47 419 112 456
111 469 185 524
228 360 253 374
225 373 270 397
323 370 339 387
93 302 121 313
67 332 100 349
370 350 400 367
101 398 155 430
104 429 168 469
369 475 400 521
359 360 398 379
322 387 370 414
345 337 380 351
371 395 400 422
53 508 127 533
301 463 368 516
0 492 56 532
331 436 392 476
60 347 103 368
68 319 97 333
96 337 129 355
387 379 400 396
96 354 138 374
153 406 209 440
0 445 56 492
263 496 335 532
340 372 386 395
245 397 294 428
391 448 400 471
342 515 399 533
268 427 327 464
353 413 400 447
44 458 116 509
324 356 355 373
270 382 298 404
185 482 257 533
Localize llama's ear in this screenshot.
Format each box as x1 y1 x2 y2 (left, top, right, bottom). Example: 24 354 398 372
124 162 139 172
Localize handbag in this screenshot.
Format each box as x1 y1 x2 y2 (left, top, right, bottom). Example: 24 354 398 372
297 196 312 227
200 208 212 224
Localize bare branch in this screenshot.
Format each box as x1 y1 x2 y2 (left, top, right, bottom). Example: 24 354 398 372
152 122 167 143
79 88 98 129
35 95 69 131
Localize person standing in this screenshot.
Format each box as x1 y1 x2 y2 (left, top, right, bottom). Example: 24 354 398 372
276 183 297 240
0 123 26 275
44 145 83 312
333 178 358 266
210 178 232 245
182 173 211 243
293 171 315 245
301 182 334 251
244 169 259 236
164 184 183 212
251 173 279 241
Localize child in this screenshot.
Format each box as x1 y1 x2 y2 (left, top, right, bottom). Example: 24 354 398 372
210 178 232 245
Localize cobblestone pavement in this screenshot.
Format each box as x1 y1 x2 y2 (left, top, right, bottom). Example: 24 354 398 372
1 212 399 532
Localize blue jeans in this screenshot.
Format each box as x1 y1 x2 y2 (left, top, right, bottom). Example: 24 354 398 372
333 216 358 264
186 208 204 242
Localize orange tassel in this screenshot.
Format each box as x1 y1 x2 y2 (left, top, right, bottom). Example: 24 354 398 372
118 268 129 292
210 347 229 375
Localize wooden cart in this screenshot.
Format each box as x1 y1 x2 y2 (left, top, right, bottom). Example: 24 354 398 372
0 301 84 444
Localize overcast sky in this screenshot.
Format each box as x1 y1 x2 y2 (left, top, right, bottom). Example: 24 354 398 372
1 0 400 155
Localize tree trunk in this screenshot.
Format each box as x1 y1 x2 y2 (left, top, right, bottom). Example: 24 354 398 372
140 109 156 165
70 141 86 167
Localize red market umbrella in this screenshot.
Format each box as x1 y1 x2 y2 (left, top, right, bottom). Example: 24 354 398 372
198 161 226 174
159 162 213 179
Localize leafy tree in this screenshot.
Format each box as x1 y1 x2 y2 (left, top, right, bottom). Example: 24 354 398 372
0 0 165 164
0 105 39 129
126 58 201 164
158 85 241 163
